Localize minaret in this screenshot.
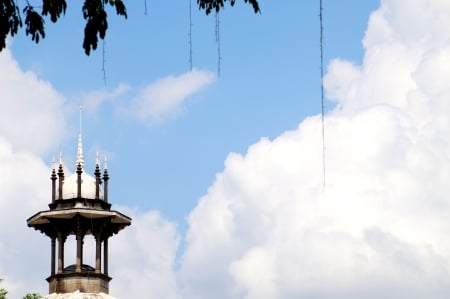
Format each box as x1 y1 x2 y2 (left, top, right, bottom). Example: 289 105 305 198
27 113 131 296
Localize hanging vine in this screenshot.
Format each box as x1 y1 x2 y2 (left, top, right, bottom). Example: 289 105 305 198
215 10 221 76
319 0 326 188
189 0 193 70
102 39 107 85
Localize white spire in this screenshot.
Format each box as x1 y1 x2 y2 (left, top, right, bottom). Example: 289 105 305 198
76 105 84 169
76 133 84 169
96 151 100 166
59 151 64 166
104 156 108 170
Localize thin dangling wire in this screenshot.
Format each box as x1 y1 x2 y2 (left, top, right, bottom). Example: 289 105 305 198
189 0 193 70
319 0 326 189
102 39 107 86
101 0 107 85
215 10 221 76
144 0 148 15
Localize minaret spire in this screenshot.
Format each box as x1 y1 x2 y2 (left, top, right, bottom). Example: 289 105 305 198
76 105 84 169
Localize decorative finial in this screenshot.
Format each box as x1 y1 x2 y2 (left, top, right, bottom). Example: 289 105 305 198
76 105 84 169
51 156 57 180
95 152 101 200
79 104 83 135
57 153 65 200
103 156 109 203
51 157 57 203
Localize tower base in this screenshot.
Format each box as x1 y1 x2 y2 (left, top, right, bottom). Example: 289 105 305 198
47 272 111 294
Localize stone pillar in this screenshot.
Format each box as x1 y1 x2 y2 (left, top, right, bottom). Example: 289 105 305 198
95 236 102 273
103 239 108 275
76 216 83 272
103 165 109 203
57 233 65 273
76 231 82 272
51 168 57 204
95 163 101 200
57 164 64 200
76 163 82 198
81 240 84 266
51 237 56 275
76 236 82 272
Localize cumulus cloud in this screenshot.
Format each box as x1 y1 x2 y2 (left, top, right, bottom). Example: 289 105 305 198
109 208 180 299
178 0 450 298
0 136 53 297
0 49 66 155
129 69 215 123
0 48 68 297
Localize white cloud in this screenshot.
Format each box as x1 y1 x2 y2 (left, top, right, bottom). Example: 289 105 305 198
0 136 52 297
0 48 68 297
129 69 215 123
80 83 131 114
74 69 214 125
0 49 66 155
109 208 180 299
178 0 450 298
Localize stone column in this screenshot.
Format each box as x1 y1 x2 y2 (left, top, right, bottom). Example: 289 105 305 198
76 217 82 272
58 164 64 200
81 240 84 266
95 162 101 200
103 239 108 275
76 163 82 198
95 236 102 273
51 237 56 275
76 233 82 272
51 168 57 204
103 165 109 203
57 233 65 273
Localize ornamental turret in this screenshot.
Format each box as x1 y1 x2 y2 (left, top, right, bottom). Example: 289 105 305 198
27 132 131 295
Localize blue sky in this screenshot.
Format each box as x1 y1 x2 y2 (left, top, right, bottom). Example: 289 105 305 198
4 0 450 298
10 0 377 222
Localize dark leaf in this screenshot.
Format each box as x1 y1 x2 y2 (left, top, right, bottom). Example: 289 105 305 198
0 0 22 50
113 0 127 18
82 0 108 55
42 0 67 23
24 5 45 43
197 0 260 15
